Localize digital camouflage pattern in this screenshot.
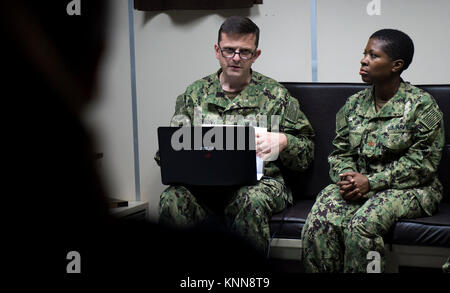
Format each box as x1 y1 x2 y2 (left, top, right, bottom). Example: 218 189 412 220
302 82 444 272
329 81 444 214
168 69 314 176
302 184 423 272
159 178 288 253
158 69 314 252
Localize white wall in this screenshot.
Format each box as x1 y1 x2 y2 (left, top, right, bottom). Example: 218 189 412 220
86 0 450 221
317 0 450 83
83 0 136 202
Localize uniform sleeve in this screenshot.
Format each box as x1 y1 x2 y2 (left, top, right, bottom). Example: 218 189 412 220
366 102 444 191
328 103 359 183
169 93 193 126
278 95 315 171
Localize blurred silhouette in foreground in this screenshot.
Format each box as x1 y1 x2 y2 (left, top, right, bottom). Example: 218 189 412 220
2 0 270 283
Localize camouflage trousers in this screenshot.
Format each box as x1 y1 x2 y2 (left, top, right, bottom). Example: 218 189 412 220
159 178 290 253
301 184 425 273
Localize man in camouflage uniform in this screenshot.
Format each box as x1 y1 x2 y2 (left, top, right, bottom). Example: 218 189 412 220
302 29 444 272
157 16 314 253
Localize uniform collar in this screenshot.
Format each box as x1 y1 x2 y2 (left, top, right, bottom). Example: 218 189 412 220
357 81 407 118
204 70 229 109
204 69 261 110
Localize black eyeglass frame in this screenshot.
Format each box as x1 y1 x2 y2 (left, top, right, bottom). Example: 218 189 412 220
218 46 257 60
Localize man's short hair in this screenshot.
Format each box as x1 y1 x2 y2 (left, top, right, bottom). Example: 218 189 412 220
370 29 414 72
218 16 260 48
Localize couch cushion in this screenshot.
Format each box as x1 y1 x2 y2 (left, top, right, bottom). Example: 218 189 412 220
390 203 450 247
280 83 368 200
270 200 313 239
420 85 450 203
389 222 450 247
269 201 450 247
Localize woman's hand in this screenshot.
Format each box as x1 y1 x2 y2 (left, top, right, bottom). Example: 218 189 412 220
337 172 370 201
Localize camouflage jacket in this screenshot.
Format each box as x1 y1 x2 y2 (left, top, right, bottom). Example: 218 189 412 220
329 81 444 215
167 69 315 191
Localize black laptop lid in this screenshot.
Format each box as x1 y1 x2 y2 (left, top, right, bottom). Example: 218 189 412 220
157 126 257 186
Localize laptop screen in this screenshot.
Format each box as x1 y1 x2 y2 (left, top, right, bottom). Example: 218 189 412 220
157 126 259 186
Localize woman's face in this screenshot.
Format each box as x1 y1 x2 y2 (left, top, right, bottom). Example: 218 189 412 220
359 38 399 84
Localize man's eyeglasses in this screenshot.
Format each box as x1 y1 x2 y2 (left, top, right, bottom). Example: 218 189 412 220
218 46 256 60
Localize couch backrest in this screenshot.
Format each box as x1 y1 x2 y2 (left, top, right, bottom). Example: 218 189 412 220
281 82 450 203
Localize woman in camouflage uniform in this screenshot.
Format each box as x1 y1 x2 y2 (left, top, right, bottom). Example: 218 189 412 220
302 29 444 272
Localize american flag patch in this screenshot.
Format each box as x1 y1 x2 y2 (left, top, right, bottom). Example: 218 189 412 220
285 100 299 122
420 106 441 130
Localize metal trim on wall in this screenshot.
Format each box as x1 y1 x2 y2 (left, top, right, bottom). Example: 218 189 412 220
128 0 141 201
310 0 318 82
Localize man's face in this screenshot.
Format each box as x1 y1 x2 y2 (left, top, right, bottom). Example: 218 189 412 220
215 32 261 80
359 38 400 84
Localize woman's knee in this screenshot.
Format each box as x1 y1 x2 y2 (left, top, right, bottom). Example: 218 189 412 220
311 184 348 216
344 213 386 242
304 184 359 238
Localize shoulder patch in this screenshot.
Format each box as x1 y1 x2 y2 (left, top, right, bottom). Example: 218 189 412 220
285 100 299 123
336 107 347 131
419 105 442 130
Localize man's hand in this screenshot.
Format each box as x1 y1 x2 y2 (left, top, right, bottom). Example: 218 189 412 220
256 132 287 161
337 172 370 201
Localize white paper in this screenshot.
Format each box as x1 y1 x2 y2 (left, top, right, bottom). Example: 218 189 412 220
254 127 267 180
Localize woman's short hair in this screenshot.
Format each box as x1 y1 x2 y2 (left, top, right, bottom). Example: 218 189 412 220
370 29 414 72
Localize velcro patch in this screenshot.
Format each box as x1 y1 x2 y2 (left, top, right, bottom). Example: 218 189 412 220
285 100 299 122
336 107 346 131
419 106 442 130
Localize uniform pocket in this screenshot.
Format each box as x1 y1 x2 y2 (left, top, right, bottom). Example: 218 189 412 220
349 131 363 148
383 130 413 150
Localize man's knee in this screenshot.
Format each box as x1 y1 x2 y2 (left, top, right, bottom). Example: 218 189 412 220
159 186 195 218
159 185 207 228
160 186 186 212
238 180 288 211
239 190 274 218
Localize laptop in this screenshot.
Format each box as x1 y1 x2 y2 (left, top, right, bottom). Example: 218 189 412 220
157 126 258 186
